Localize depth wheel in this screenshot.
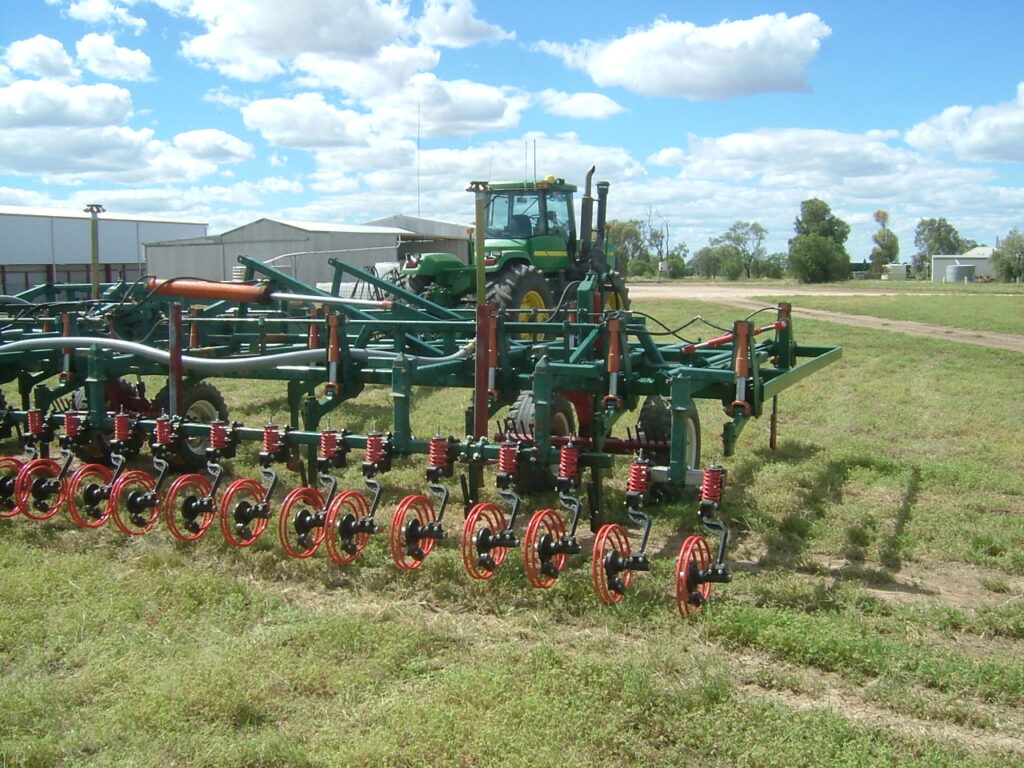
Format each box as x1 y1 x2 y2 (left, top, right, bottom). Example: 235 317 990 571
676 535 713 618
389 494 436 571
66 463 113 528
278 486 326 558
15 458 65 520
324 490 372 565
110 470 159 535
592 523 632 605
163 473 214 542
219 477 270 547
0 457 25 518
461 502 508 580
523 508 568 589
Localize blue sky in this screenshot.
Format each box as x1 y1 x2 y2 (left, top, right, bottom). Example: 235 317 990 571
2 0 1023 260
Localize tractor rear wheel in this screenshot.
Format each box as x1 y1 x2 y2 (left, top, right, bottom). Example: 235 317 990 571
487 264 553 329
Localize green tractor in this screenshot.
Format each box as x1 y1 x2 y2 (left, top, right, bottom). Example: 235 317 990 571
399 167 627 317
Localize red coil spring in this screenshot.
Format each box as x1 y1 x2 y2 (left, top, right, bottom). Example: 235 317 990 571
701 466 724 503
154 416 172 445
320 429 338 459
365 432 385 465
262 424 281 454
498 442 518 474
113 412 131 443
64 410 81 437
27 409 43 435
558 443 580 479
209 420 228 450
428 435 447 469
627 459 649 494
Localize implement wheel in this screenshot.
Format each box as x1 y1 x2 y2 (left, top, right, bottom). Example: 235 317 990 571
15 458 65 520
389 494 436 571
66 463 113 528
675 535 713 618
110 470 159 535
523 508 568 589
154 381 229 469
324 490 372 565
278 486 326 558
219 477 270 547
592 523 632 605
0 457 23 518
506 391 576 494
460 502 508 580
163 473 214 542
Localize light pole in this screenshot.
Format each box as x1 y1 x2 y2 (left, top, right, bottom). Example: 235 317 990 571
83 203 105 299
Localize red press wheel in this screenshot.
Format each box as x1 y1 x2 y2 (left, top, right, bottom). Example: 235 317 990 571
66 463 113 528
675 535 713 618
219 477 270 547
110 470 159 535
523 508 568 589
278 486 326 558
461 502 508 580
162 473 214 542
0 457 25 518
15 458 66 520
324 490 372 565
389 494 436 571
591 523 632 605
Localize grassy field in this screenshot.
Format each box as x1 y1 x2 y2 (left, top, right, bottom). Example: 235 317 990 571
755 293 1024 335
1 295 1022 767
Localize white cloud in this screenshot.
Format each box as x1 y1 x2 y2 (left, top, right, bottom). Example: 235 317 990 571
75 33 152 80
241 93 370 148
905 83 1024 162
48 0 148 33
268 153 287 167
172 129 254 163
291 44 440 99
417 0 513 49
180 0 407 81
257 176 303 194
538 90 624 120
538 13 830 100
388 74 530 137
202 87 248 109
0 79 132 127
3 35 80 81
647 147 686 166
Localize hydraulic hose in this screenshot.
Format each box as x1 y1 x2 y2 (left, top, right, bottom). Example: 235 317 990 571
0 336 474 373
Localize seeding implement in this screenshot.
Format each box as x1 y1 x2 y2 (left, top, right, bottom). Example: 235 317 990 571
0 173 840 617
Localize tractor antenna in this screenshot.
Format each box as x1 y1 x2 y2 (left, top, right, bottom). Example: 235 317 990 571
416 98 421 217
533 138 537 185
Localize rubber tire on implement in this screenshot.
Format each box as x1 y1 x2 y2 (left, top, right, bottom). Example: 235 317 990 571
506 391 576 494
154 381 229 470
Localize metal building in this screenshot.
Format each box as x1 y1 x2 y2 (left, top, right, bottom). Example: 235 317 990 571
930 247 996 282
0 205 207 294
146 215 471 287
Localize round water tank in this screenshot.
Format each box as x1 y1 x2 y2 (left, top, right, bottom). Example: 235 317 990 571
945 264 975 282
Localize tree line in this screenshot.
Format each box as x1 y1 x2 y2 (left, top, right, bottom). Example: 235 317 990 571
607 201 1024 283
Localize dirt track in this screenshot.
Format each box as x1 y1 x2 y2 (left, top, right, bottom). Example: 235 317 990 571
628 284 1024 354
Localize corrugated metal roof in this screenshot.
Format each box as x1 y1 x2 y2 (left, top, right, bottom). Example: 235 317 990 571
222 217 412 236
0 204 207 226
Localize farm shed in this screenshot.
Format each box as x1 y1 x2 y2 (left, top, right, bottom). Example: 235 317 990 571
930 246 995 282
146 215 471 287
0 205 207 294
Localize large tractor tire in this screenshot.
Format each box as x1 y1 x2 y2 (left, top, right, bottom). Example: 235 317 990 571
487 264 554 327
507 390 576 494
153 380 229 469
636 395 700 471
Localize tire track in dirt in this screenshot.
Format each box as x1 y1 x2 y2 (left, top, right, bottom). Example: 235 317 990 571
628 285 1024 353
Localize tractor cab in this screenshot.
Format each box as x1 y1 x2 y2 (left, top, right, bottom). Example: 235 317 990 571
482 177 578 272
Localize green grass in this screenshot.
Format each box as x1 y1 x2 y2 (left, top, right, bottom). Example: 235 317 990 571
1 294 1023 767
754 293 1024 335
